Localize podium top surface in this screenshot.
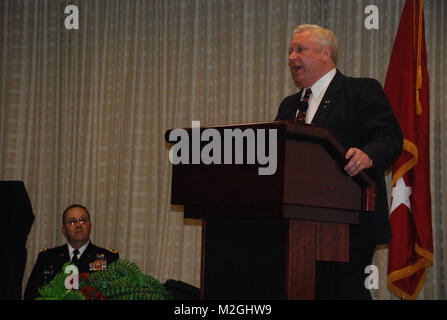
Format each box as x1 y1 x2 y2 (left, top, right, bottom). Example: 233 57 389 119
165 121 374 188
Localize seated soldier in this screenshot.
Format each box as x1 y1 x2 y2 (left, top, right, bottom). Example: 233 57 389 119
24 204 119 300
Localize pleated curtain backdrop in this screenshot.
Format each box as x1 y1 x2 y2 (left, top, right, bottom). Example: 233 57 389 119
0 0 446 299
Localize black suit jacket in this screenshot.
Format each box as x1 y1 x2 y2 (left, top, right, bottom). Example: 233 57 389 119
24 242 119 300
275 70 403 248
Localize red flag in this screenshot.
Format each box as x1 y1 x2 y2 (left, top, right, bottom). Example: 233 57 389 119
384 0 433 299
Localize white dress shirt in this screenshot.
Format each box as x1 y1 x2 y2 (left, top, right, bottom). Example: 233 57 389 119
68 240 90 260
297 68 337 124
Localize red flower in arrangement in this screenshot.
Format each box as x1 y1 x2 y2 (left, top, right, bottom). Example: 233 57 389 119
94 291 107 300
79 286 107 300
79 272 89 281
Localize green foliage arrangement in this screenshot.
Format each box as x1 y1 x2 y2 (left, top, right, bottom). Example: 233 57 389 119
36 259 171 300
36 267 85 300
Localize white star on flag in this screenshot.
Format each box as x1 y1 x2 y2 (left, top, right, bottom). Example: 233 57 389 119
390 177 413 214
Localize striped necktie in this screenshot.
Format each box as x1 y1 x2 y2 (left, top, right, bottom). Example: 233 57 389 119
296 88 312 123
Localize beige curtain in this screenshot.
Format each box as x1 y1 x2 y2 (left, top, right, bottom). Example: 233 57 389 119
0 0 445 299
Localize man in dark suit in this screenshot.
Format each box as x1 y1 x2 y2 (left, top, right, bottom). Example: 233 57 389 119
24 204 119 300
275 25 403 299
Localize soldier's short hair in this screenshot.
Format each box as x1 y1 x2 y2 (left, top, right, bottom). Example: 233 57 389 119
62 204 91 225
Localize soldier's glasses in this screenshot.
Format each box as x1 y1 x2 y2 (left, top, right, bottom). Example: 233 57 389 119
66 217 90 226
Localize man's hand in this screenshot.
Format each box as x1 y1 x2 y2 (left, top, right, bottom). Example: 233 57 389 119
344 147 372 176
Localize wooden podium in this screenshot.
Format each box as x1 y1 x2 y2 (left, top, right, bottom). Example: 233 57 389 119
165 121 374 299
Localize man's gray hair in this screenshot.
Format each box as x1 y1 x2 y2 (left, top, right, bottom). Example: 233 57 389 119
292 24 338 64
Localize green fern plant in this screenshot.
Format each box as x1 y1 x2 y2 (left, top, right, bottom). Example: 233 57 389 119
36 259 171 300
36 262 85 300
81 259 170 300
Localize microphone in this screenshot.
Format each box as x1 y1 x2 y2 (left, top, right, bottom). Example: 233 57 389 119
275 99 309 121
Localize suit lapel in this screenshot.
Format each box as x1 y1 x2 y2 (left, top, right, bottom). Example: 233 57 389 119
311 70 345 126
76 242 95 272
82 242 95 261
292 89 304 120
79 242 95 266
51 245 69 272
281 89 303 121
60 244 69 261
